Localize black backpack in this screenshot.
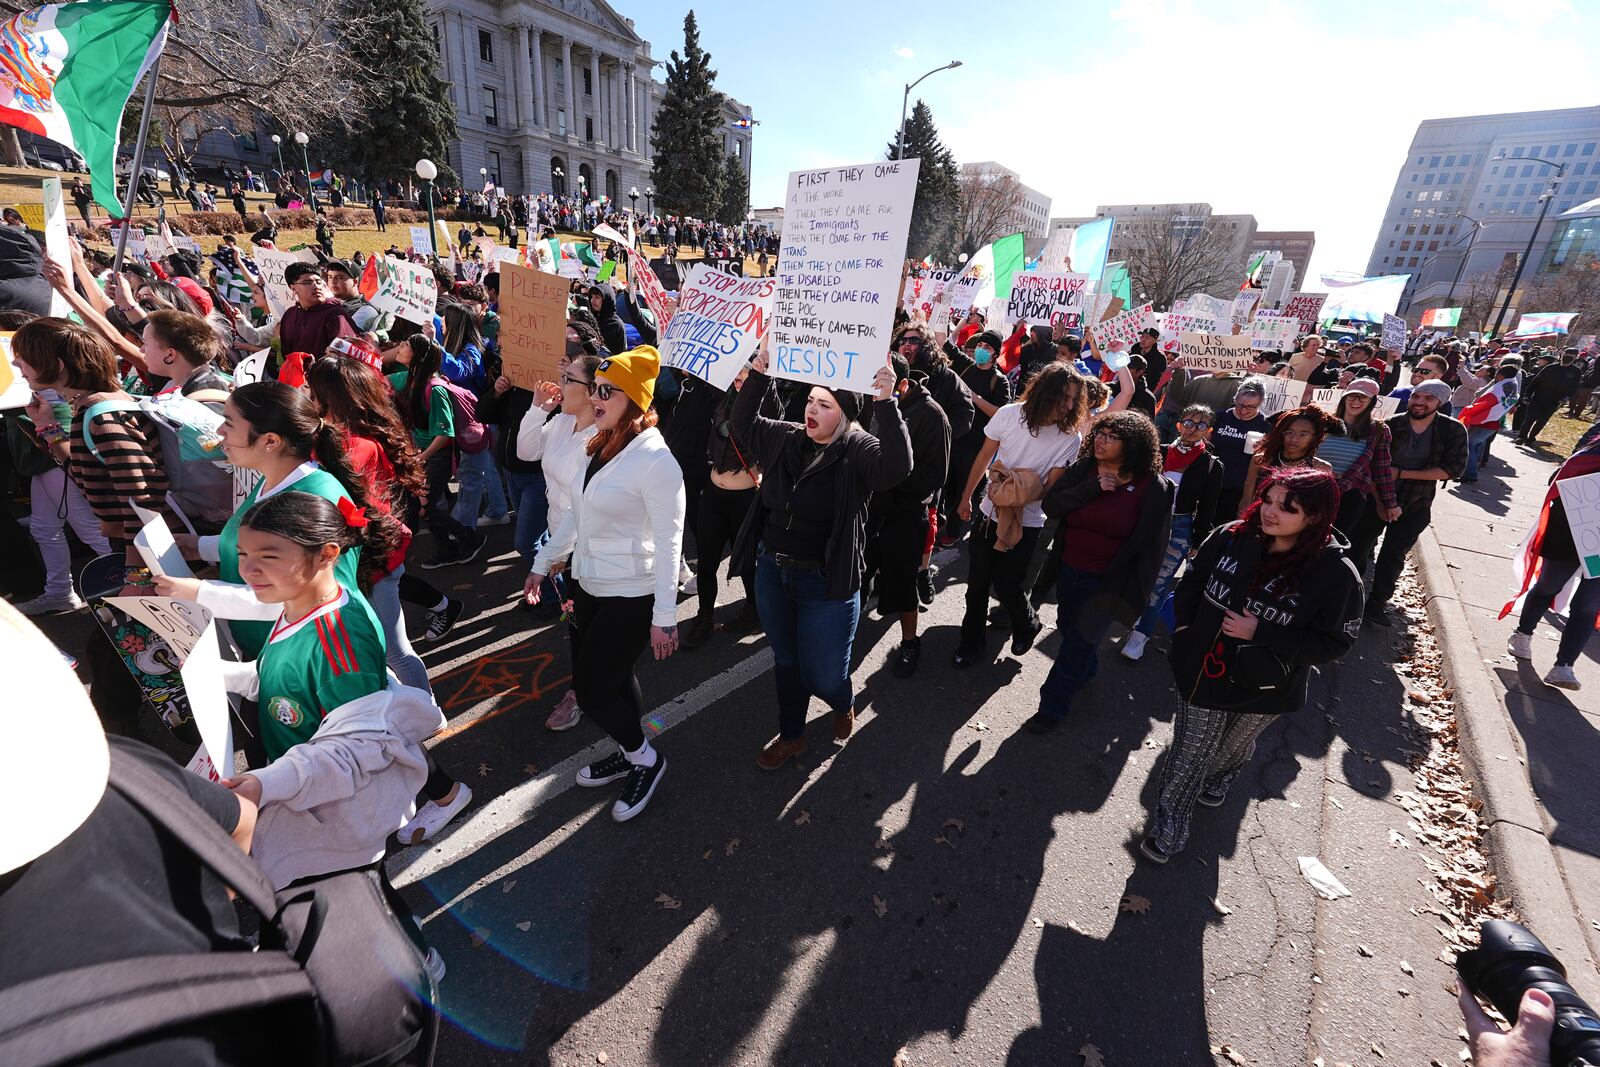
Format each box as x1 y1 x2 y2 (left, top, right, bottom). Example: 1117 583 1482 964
0 748 438 1067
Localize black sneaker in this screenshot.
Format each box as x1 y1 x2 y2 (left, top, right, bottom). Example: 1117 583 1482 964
1011 617 1044 656
891 636 922 679
1139 836 1171 864
612 756 666 822
418 598 464 642
719 605 761 634
576 751 631 788
1363 606 1392 628
419 547 462 570
680 614 715 650
1022 710 1059 735
917 567 936 607
457 530 488 564
1196 786 1228 809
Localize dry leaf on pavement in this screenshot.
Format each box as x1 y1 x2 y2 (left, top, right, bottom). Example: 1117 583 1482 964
1211 1045 1246 1065
523 763 538 776
501 879 516 893
943 818 965 835
1358 944 1374 957
873 894 888 919
1079 1044 1105 1067
1389 828 1411 848
874 837 892 851
515 921 531 932
1067 919 1087 935
476 762 491 778
1400 960 1415 975
970 721 989 732
702 849 712 861
1032 917 1045 928
1119 894 1152 915
655 891 682 910
725 838 739 856
1211 899 1233 917
793 809 810 826
596 1052 608 1065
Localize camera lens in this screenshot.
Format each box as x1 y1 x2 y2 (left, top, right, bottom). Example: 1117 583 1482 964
1457 921 1600 1067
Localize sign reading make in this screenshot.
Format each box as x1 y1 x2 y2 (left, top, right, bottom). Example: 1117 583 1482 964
770 159 919 394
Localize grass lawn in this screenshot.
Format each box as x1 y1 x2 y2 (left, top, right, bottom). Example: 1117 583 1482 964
1525 408 1596 462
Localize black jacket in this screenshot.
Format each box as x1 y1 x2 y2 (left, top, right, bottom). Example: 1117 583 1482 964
945 342 1013 442
1041 458 1175 632
730 370 913 599
869 375 950 512
475 384 539 473
0 226 51 316
1170 523 1364 715
1526 363 1582 407
916 356 975 441
591 282 629 355
1169 443 1225 539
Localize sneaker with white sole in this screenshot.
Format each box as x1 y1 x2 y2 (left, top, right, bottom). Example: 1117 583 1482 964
1121 631 1149 661
477 513 511 527
397 783 473 845
612 756 666 822
419 598 465 642
424 947 446 986
1507 631 1534 659
576 751 631 787
545 693 582 731
1544 665 1582 691
15 590 84 615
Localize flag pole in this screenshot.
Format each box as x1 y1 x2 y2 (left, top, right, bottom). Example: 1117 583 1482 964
112 55 162 274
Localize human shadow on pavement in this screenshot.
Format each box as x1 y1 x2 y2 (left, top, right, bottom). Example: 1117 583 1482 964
1495 663 1600 864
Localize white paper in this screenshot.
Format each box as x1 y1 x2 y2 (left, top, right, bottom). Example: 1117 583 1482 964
231 349 268 387
131 502 192 579
409 226 432 256
103 595 212 660
179 622 234 785
41 178 71 319
1297 855 1352 900
1556 472 1600 579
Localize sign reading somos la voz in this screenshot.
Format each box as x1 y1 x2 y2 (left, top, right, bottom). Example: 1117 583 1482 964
770 159 920 394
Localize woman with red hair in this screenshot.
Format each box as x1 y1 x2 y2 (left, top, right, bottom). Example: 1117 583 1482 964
1141 467 1364 864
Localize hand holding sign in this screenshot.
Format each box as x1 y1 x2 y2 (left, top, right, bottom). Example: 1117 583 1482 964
873 363 895 402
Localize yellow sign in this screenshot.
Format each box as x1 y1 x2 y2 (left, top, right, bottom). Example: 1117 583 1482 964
10 203 44 230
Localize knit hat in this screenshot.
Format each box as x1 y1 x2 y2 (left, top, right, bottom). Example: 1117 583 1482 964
171 276 213 316
596 344 660 410
820 385 865 423
327 335 384 373
1342 378 1379 400
1411 380 1452 402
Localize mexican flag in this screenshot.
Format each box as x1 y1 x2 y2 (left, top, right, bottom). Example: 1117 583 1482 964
1421 306 1462 328
962 231 1026 310
0 0 172 217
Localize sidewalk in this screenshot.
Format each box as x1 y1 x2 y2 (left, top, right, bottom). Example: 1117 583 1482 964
1414 426 1600 1001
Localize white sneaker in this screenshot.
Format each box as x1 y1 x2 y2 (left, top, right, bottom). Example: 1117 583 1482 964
15 591 84 615
1507 631 1534 660
398 783 473 845
477 513 511 527
424 947 446 985
1121 631 1148 661
1543 665 1581 691
680 572 698 596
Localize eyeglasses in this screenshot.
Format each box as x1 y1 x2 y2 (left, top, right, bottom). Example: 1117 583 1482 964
291 278 320 288
1178 419 1211 430
1235 402 1260 412
594 382 619 401
560 372 591 391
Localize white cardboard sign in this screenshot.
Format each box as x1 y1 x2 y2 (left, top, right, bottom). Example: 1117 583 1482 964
1556 472 1600 579
663 263 775 389
1179 331 1253 372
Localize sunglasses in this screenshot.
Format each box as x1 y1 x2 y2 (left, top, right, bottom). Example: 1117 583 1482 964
1178 419 1211 430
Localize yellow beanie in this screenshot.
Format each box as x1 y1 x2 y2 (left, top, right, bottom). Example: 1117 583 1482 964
597 344 660 411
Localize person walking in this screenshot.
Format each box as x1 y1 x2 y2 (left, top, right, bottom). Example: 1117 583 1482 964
1320 380 1398 537
730 346 908 769
1142 468 1363 863
525 346 683 821
1237 405 1339 516
1205 380 1270 522
371 189 387 233
1515 349 1582 447
938 329 1012 546
395 335 486 570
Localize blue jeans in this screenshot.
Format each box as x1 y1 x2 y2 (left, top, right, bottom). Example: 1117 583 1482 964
505 468 549 565
452 445 508 527
1135 513 1193 636
1038 564 1108 722
755 553 859 739
370 566 431 693
1464 425 1497 480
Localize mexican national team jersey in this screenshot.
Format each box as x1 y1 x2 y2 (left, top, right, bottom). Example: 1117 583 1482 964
257 586 387 761
222 464 360 658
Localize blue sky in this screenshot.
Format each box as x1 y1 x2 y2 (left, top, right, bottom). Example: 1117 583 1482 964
626 0 1599 283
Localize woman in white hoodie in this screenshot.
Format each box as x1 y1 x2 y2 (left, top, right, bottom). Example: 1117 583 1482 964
525 345 685 822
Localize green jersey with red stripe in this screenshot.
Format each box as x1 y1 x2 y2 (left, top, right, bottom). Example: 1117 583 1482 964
256 585 387 761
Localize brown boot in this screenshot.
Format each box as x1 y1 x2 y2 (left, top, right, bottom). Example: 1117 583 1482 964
756 737 807 771
833 705 856 742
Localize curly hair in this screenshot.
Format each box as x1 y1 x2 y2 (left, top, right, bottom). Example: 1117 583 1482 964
1019 362 1089 436
1236 466 1340 595
1084 409 1162 478
305 354 428 506
1258 405 1341 466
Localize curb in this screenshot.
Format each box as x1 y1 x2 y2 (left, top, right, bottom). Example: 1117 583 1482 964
1412 526 1600 1001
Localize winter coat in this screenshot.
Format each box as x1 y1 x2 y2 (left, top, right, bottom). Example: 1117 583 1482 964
591 282 629 355
916 356 975 441
1041 457 1175 631
868 375 950 513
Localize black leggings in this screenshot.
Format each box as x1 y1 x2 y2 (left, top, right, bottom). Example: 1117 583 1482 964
570 581 652 752
419 451 474 550
398 572 446 610
694 483 756 616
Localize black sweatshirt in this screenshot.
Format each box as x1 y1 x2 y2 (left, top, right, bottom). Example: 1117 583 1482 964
868 375 950 512
1041 457 1174 632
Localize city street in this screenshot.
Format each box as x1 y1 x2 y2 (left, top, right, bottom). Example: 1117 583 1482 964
362 534 1484 1066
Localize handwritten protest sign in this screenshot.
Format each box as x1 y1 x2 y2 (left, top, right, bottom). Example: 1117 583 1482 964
1309 387 1399 421
497 263 568 390
1556 472 1600 578
1284 292 1328 334
1250 315 1299 352
770 159 920 393
1093 302 1154 351
1179 331 1253 372
1186 293 1232 333
253 247 317 316
362 256 438 321
902 269 982 317
1231 290 1261 329
409 226 432 256
1249 375 1308 418
1381 313 1406 353
596 222 674 329
663 263 774 389
1159 312 1200 346
1005 271 1090 329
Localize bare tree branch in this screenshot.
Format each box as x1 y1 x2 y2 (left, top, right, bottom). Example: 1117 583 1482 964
956 169 1025 255
1118 208 1245 310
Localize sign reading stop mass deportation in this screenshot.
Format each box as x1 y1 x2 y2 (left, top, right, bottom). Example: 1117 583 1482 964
1179 331 1253 372
662 263 775 390
770 159 920 394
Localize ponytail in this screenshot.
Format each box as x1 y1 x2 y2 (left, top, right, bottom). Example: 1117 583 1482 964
239 490 404 593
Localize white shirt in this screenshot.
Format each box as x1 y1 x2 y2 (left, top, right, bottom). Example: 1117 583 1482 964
516 406 597 542
978 403 1082 528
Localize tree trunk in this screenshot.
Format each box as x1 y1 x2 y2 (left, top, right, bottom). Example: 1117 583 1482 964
0 127 25 167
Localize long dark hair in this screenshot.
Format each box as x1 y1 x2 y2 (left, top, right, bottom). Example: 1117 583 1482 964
1019 362 1089 435
441 303 482 356
1259 405 1340 465
1236 466 1340 594
1334 393 1374 441
239 490 403 594
1083 409 1162 479
399 336 446 429
304 355 428 505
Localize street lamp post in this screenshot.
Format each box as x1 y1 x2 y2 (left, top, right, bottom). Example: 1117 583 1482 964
578 174 588 205
415 158 439 258
645 187 653 216
629 185 639 215
895 60 963 160
270 133 283 176
1443 213 1487 307
293 131 316 211
553 166 564 195
1489 153 1566 337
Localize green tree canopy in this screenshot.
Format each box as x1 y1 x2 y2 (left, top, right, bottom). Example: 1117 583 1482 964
648 11 726 218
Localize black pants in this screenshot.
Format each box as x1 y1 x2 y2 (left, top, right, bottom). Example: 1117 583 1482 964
1333 488 1368 545
961 518 1040 650
397 571 445 609
694 482 756 617
1358 500 1434 608
418 452 474 552
1518 401 1561 444
940 440 983 539
865 502 930 616
570 581 652 752
1213 483 1245 527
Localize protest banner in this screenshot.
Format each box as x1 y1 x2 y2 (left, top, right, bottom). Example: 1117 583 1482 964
1308 387 1399 421
770 159 920 393
1249 374 1308 418
1250 315 1299 352
497 263 569 390
494 247 521 267
662 264 775 389
1284 292 1328 334
1158 312 1200 346
902 269 983 317
1381 313 1406 353
410 226 432 256
1556 472 1600 579
253 247 317 316
1179 331 1252 372
12 202 44 229
361 256 438 321
178 622 233 784
1004 271 1089 329
1186 293 1232 332
1231 290 1261 329
1093 302 1154 351
1578 334 1597 355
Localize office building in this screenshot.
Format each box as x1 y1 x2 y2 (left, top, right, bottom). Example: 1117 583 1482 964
1362 105 1600 315
963 161 1052 239
1249 230 1316 287
1092 202 1259 271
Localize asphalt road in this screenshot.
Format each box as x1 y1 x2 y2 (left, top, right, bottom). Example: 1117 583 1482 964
32 527 1485 1066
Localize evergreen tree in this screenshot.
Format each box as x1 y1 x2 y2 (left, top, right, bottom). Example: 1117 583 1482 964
716 154 748 226
649 11 725 218
887 100 960 262
330 0 459 189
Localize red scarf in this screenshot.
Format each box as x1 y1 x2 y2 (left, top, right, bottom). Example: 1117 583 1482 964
1164 438 1207 476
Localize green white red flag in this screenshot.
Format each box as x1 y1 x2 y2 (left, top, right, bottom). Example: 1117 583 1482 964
0 0 172 217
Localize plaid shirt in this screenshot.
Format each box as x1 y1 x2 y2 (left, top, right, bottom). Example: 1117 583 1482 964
1335 420 1397 511
1385 412 1468 510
